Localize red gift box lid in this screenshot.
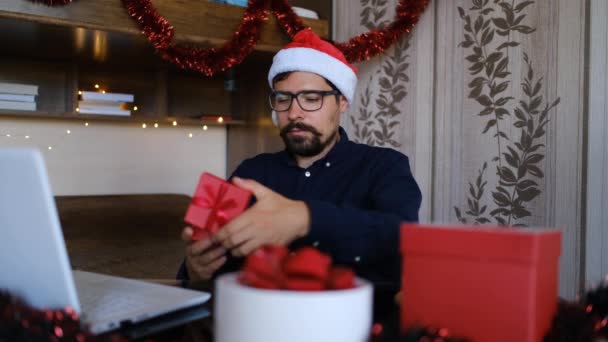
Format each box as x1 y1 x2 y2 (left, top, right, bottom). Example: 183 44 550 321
185 172 252 235
401 224 561 264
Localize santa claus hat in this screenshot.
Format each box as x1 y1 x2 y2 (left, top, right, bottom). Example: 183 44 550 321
268 28 358 104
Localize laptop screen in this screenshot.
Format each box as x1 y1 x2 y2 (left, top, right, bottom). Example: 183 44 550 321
0 148 81 312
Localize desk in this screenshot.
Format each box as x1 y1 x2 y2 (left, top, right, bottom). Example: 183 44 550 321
126 314 214 342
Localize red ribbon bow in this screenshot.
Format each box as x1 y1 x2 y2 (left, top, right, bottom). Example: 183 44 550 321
239 245 356 291
191 183 237 233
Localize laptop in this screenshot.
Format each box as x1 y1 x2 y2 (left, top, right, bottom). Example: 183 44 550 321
0 148 211 335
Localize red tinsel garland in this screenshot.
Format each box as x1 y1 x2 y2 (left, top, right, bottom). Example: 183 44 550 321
0 291 127 341
3 283 608 341
270 0 307 39
28 0 430 76
26 0 74 5
122 0 270 76
123 0 430 74
335 0 429 63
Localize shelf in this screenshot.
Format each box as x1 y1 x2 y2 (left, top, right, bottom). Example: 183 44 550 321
0 0 328 53
0 50 240 123
0 110 245 127
0 0 295 171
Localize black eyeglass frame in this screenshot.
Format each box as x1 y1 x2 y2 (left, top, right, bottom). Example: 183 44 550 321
268 90 341 112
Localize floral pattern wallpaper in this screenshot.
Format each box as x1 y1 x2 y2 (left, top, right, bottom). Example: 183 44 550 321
453 0 560 226
349 0 412 148
334 0 585 296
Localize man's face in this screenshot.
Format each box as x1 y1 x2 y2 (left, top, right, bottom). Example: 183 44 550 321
273 72 348 157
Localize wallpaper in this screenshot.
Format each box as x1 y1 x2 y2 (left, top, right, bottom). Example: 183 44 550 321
334 0 586 297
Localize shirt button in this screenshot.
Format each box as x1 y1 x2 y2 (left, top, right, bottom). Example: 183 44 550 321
304 171 311 177
325 162 331 167
354 256 361 263
312 241 320 247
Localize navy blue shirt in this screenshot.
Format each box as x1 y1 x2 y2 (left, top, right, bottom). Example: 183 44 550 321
178 127 421 314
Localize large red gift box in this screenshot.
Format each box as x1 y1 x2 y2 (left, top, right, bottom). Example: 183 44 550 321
184 172 252 240
400 224 561 342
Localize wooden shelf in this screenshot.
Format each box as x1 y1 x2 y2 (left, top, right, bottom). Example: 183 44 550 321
0 0 314 171
0 1 328 124
0 0 328 52
0 110 245 127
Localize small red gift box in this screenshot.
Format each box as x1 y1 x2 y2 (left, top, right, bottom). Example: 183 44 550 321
400 224 561 342
184 172 252 240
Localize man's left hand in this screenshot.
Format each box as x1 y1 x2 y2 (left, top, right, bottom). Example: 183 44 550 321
213 177 310 257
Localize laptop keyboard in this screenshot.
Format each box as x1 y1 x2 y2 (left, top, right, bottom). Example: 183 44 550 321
75 271 172 321
72 270 210 334
79 289 145 318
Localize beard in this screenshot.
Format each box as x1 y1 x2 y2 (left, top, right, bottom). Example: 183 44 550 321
280 122 337 157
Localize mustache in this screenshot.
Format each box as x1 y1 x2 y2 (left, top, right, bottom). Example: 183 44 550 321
280 122 321 137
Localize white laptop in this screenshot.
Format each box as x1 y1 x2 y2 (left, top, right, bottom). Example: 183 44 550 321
0 148 211 334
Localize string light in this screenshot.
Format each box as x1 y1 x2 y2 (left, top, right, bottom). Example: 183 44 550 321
142 123 147 128
154 123 158 128
66 130 71 134
48 146 52 150
78 90 82 95
133 106 138 111
5 134 10 137
188 133 193 138
203 125 208 131
94 84 99 89
25 135 30 139
101 90 106 94
84 122 89 126
217 116 224 123
172 121 177 126
76 107 80 112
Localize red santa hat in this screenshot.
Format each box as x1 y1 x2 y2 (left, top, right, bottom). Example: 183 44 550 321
267 28 358 105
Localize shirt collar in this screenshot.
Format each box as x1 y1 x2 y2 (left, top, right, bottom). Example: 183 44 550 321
279 126 350 167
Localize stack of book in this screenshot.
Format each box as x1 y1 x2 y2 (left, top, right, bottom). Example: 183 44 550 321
0 82 38 111
78 91 134 116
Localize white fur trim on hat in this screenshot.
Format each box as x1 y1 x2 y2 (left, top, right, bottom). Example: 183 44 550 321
268 47 357 104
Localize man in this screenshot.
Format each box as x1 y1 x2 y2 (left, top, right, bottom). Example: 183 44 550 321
178 28 421 319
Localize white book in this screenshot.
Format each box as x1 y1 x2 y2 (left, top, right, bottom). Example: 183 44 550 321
78 107 131 116
79 105 123 112
0 93 36 102
0 100 36 111
81 91 134 103
0 82 38 95
78 103 127 113
78 100 128 108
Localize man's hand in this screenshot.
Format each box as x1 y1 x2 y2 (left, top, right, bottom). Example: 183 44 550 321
213 177 310 257
182 226 227 281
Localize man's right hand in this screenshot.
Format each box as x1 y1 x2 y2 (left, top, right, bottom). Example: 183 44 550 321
181 226 227 281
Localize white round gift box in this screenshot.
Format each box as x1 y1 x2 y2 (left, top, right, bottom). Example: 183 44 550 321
214 273 373 342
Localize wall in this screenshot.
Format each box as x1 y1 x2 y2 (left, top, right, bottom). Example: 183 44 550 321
334 0 435 222
0 118 227 196
335 0 587 297
586 0 608 285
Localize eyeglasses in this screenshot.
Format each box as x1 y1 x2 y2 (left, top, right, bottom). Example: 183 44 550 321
268 90 340 112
